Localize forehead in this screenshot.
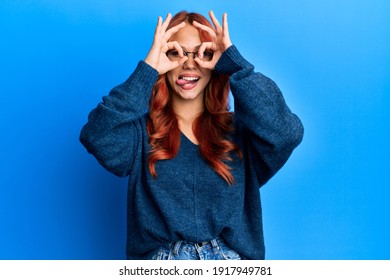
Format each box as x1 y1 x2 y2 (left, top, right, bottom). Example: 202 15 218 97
169 24 201 48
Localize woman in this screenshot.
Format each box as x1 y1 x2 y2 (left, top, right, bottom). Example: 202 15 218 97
80 11 304 260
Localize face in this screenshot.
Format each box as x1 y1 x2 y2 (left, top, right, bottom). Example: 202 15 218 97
166 24 212 102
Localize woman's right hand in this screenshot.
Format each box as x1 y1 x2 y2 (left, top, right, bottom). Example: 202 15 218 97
144 13 188 75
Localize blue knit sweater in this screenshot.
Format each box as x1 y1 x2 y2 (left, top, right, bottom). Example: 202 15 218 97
80 46 304 259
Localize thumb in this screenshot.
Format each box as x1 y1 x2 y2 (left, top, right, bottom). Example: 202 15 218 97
194 58 214 70
178 56 188 65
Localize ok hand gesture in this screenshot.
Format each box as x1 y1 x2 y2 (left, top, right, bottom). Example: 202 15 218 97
144 13 188 75
193 11 232 70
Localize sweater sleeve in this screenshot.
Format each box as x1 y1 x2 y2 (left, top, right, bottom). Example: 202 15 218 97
215 46 304 186
79 61 158 177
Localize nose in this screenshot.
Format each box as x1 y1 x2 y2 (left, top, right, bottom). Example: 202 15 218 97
183 52 197 69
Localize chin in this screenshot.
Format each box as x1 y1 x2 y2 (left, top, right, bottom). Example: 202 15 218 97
175 88 204 101
180 92 202 100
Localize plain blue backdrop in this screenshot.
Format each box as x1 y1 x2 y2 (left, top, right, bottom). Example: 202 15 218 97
1 0 389 259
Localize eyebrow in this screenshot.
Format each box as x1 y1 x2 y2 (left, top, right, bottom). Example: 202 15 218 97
181 45 201 51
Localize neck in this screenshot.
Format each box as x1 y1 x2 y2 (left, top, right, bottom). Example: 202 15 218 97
171 94 204 145
171 96 204 124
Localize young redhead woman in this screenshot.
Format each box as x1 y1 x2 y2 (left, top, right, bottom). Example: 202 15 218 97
80 11 304 260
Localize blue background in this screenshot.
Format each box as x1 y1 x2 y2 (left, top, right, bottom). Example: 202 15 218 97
1 0 389 259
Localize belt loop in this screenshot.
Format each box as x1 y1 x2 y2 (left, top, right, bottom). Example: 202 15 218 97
172 241 182 256
211 239 220 254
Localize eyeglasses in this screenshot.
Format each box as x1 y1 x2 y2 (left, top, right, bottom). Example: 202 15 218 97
166 49 214 62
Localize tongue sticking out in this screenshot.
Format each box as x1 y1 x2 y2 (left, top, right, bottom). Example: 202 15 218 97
176 79 192 86
176 76 200 87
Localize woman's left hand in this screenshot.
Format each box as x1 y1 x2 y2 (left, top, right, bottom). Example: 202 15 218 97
192 11 232 70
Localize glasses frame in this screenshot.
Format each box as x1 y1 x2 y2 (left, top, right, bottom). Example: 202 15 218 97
166 49 214 61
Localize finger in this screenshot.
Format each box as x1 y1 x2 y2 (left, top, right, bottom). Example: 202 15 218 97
178 56 188 66
194 57 214 70
161 13 172 33
154 16 162 39
167 56 188 72
193 21 217 38
222 13 229 36
209 10 222 32
164 21 186 41
166 41 184 57
197 41 213 59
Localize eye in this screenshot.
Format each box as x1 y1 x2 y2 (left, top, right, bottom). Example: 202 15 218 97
166 50 180 57
203 50 213 56
202 50 214 61
166 49 182 61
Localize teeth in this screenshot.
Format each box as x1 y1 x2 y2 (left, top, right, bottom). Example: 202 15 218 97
180 77 199 81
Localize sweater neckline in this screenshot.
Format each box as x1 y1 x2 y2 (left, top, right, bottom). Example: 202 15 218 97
180 131 199 147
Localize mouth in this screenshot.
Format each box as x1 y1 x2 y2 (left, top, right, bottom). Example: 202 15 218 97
176 75 200 90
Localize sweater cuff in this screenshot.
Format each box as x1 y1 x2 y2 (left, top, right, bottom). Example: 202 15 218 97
108 60 158 114
214 45 253 76
125 60 158 85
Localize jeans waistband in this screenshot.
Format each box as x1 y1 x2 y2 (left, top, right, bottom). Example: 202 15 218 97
171 238 221 255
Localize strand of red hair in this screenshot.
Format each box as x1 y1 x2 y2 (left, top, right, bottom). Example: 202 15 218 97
147 11 242 185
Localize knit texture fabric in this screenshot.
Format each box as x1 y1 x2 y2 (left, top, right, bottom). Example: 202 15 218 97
80 45 304 259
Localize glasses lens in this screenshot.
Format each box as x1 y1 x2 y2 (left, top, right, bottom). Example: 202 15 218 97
166 49 214 62
166 50 181 61
200 50 213 61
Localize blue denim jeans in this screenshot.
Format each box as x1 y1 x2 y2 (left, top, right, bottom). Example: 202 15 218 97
151 237 241 260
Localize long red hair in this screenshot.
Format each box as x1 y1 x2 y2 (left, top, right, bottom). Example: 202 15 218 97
147 11 241 185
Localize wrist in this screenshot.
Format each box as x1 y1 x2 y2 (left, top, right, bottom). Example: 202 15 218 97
144 58 156 69
144 55 159 72
144 46 160 70
223 42 232 51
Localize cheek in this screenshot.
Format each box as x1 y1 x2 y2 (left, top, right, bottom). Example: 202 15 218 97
202 71 212 85
166 72 176 88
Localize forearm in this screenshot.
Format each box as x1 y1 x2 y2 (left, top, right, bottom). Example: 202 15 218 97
100 61 158 115
79 61 158 176
216 46 304 175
